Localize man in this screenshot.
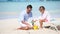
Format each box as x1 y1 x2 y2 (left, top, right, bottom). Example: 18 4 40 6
18 5 33 30
39 6 50 28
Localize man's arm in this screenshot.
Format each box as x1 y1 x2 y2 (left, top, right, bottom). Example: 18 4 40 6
21 20 31 26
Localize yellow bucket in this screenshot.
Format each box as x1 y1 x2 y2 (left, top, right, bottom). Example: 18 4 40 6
33 24 39 30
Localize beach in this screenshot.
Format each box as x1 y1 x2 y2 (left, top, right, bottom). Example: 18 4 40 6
0 18 60 34
0 1 60 34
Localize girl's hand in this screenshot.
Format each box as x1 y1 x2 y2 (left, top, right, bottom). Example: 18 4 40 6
32 20 38 22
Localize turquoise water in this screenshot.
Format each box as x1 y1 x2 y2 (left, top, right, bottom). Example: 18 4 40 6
0 1 60 19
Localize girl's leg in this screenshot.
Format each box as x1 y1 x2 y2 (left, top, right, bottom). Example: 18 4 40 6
39 20 43 28
39 20 45 28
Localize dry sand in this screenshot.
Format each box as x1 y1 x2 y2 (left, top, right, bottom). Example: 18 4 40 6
0 18 60 34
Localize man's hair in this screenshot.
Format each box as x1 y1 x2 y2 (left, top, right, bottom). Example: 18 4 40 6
39 6 45 10
27 5 32 9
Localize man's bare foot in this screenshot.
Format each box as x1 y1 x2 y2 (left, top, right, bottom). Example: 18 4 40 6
17 27 29 30
28 27 33 30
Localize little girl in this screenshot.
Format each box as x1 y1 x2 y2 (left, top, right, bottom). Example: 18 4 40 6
39 6 50 28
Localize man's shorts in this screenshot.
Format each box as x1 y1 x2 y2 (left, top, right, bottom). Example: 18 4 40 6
19 22 33 27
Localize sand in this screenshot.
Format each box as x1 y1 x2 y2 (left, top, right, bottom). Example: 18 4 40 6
0 18 60 34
